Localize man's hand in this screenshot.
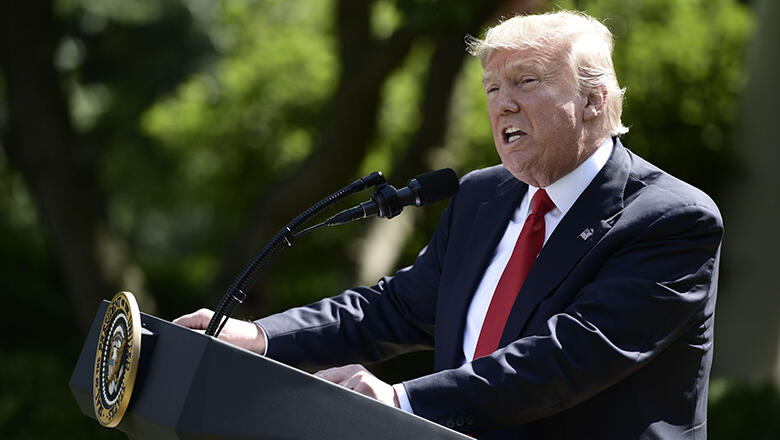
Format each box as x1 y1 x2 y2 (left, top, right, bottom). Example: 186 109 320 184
172 308 267 355
314 364 399 408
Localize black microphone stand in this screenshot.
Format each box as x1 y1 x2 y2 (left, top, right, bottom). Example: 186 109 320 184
205 172 385 337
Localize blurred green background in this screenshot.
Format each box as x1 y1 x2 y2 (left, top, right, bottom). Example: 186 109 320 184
1 0 779 438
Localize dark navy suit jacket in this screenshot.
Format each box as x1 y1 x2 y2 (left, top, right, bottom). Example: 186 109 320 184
258 140 723 439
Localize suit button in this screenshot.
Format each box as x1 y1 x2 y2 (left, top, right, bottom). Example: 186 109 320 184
456 416 464 427
465 414 474 426
446 418 455 428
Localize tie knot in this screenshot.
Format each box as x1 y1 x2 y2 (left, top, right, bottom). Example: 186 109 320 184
531 189 555 217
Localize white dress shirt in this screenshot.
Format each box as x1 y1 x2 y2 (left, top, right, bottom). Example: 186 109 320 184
395 137 614 413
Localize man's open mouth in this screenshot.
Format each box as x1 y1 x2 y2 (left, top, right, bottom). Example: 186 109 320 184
503 126 526 144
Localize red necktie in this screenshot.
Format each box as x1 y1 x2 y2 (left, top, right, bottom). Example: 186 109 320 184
473 189 556 359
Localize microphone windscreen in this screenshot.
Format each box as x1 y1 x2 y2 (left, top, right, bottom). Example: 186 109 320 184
415 168 459 205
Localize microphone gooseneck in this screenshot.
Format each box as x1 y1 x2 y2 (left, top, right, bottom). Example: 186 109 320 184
205 171 386 337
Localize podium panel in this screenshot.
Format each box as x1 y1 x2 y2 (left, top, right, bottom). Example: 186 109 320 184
71 301 470 439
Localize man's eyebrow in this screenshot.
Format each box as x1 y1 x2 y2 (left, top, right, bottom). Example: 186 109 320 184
481 59 544 85
481 71 497 85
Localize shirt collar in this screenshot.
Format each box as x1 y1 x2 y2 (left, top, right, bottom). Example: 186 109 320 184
525 137 614 217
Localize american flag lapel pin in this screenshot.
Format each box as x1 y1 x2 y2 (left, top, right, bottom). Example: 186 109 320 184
578 227 594 241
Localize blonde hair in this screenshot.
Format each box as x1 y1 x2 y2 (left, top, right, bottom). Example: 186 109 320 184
468 11 628 136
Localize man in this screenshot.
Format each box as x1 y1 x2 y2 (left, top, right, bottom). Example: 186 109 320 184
176 11 723 438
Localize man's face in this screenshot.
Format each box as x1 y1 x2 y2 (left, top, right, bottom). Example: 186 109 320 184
483 48 596 187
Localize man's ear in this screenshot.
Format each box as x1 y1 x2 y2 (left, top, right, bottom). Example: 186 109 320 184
583 88 607 121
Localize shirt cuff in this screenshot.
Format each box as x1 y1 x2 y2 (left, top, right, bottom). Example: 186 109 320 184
254 321 269 356
393 383 414 413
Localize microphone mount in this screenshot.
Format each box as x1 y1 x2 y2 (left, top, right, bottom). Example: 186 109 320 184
372 183 404 219
324 168 456 227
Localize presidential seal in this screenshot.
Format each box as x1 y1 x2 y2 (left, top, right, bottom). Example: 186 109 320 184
93 291 142 427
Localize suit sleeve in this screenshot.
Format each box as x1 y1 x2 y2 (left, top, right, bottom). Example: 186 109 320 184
257 192 457 371
402 202 723 433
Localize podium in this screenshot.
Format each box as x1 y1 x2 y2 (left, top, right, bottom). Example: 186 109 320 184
70 301 470 439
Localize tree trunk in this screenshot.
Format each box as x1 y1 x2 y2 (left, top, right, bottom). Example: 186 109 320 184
712 0 780 384
0 0 152 333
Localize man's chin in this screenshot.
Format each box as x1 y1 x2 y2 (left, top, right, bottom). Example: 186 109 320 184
501 163 533 185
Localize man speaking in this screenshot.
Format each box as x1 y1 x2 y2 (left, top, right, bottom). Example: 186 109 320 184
176 10 723 439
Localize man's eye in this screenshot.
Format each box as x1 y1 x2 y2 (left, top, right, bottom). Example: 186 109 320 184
486 86 499 94
519 77 538 85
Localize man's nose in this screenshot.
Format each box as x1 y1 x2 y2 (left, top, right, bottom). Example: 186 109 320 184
498 90 520 114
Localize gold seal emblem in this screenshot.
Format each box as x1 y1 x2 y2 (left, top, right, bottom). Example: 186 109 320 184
93 291 142 427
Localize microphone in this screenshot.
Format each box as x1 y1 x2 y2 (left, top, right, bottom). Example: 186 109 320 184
326 168 459 226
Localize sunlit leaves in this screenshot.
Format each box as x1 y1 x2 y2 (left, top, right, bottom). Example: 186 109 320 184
446 55 495 173
360 41 432 177
142 0 337 196
372 1 404 39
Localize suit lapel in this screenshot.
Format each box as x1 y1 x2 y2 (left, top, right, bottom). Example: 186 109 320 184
435 174 527 370
499 142 631 348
